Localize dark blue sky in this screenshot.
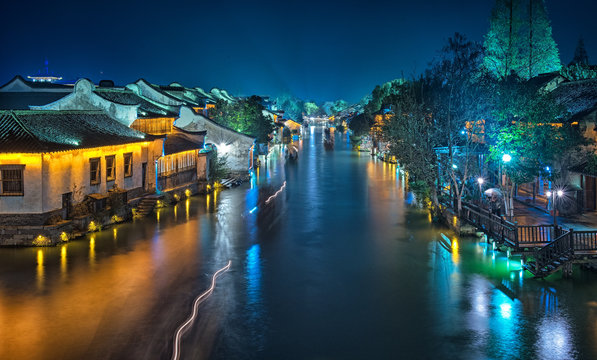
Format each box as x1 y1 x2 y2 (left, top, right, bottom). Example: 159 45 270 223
0 0 594 103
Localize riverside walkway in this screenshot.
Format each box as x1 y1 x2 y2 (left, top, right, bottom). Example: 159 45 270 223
458 196 597 278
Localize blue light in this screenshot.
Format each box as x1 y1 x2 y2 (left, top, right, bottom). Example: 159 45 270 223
249 206 258 214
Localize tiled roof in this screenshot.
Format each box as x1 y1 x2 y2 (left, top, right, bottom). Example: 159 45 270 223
0 110 147 153
94 89 178 118
163 128 206 155
553 79 597 119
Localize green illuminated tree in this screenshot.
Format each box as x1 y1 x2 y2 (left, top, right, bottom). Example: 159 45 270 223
303 102 319 116
211 96 275 143
523 0 561 78
274 94 304 121
483 0 560 80
485 79 586 218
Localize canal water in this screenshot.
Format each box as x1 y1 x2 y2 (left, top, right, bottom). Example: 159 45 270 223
2 127 597 359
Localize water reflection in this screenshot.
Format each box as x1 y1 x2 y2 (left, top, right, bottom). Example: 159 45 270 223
89 235 96 268
0 127 597 360
245 244 265 350
36 249 44 291
60 245 67 280
536 313 576 360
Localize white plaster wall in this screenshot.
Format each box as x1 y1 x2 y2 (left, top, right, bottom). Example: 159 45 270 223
0 154 43 213
175 107 255 172
30 79 138 127
130 80 183 106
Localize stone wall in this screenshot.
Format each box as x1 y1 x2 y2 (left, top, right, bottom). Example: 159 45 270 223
0 220 74 246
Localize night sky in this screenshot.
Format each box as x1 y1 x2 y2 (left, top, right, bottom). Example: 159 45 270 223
0 0 595 103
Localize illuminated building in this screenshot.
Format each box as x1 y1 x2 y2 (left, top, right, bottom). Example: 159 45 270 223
0 110 163 227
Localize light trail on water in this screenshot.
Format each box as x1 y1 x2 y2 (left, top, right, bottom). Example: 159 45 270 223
171 260 232 360
265 181 287 204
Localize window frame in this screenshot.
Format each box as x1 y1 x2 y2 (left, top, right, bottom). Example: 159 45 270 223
123 152 133 178
90 157 101 185
105 155 116 182
0 165 25 196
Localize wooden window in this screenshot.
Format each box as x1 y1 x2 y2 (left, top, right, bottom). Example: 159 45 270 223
106 155 116 182
123 153 133 178
90 158 101 185
0 165 24 196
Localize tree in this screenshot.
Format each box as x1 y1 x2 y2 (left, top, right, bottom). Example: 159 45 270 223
524 0 561 78
483 0 560 80
484 78 585 218
428 33 486 214
303 102 319 116
210 96 275 143
383 78 441 207
570 37 589 66
348 113 373 137
274 94 304 121
483 0 523 79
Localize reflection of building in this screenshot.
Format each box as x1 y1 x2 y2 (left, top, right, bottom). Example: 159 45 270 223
0 110 162 227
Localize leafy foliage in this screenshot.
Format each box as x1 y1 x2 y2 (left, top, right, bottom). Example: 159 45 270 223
211 96 275 143
483 0 560 80
209 153 230 182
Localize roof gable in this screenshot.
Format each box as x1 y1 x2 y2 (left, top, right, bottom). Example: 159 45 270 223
0 110 147 153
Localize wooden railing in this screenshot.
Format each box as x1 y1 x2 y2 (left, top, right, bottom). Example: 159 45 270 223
534 230 573 274
461 202 517 246
158 168 196 191
517 225 557 247
571 231 597 252
453 199 597 257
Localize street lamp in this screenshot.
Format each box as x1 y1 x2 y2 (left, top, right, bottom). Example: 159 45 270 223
546 190 564 229
477 177 484 203
500 154 512 218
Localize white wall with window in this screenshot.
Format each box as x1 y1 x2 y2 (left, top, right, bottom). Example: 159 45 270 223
0 139 163 215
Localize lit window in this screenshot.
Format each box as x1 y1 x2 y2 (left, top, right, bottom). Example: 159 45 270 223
90 158 101 185
0 165 24 196
106 155 116 182
123 153 133 178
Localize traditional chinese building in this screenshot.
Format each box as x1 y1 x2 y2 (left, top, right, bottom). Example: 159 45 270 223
0 110 163 243
175 107 255 172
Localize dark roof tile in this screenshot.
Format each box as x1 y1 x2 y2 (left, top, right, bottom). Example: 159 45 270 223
0 110 148 153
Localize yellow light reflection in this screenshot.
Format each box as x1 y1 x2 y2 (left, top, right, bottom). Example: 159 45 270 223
89 236 96 268
174 204 178 220
206 194 211 212
451 238 460 265
36 249 44 290
185 199 190 221
113 228 118 242
156 209 160 223
60 245 67 279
